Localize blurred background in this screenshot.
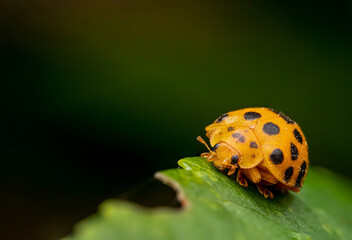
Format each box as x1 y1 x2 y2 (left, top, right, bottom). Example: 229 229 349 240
1 1 352 240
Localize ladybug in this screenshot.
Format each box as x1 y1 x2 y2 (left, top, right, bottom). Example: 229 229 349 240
197 107 308 199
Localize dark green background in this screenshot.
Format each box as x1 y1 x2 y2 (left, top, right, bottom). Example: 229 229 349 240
1 1 352 240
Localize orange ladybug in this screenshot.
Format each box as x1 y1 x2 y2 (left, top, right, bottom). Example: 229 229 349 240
197 107 308 199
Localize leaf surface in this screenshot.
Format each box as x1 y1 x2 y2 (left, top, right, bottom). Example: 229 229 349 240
65 157 352 240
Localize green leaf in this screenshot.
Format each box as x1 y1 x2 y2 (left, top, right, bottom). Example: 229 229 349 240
65 157 352 240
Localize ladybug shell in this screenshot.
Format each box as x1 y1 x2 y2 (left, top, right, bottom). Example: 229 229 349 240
205 107 309 188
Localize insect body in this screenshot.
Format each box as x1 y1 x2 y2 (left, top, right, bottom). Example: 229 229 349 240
198 107 308 199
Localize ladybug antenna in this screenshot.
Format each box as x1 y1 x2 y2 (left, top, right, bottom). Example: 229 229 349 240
197 136 213 152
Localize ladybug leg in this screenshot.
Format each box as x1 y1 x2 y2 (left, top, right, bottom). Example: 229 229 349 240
257 164 278 185
213 158 227 170
259 171 278 185
227 165 237 176
256 184 274 199
241 167 261 184
236 169 248 188
274 182 300 194
200 152 217 162
221 158 237 175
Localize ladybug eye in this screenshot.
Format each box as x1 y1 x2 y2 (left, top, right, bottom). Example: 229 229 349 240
213 143 220 151
231 155 239 165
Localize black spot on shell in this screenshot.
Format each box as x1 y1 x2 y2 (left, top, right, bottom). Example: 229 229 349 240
232 133 245 143
263 122 280 135
293 129 303 144
295 161 307 187
270 149 284 165
231 155 239 165
215 113 229 123
244 111 262 120
269 108 280 114
232 133 240 138
269 109 295 124
279 113 295 124
250 141 258 149
213 143 220 151
290 143 299 160
227 126 234 132
284 167 294 183
251 154 256 158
